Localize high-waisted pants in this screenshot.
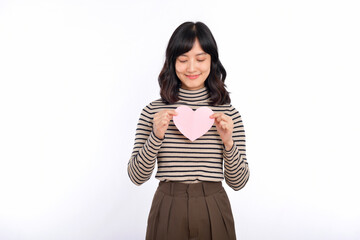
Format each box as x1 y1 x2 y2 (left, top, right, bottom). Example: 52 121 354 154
145 181 236 240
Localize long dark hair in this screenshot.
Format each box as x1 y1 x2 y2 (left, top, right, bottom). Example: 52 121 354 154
158 21 231 106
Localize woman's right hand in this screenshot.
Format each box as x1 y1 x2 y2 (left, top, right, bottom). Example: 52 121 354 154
153 109 178 139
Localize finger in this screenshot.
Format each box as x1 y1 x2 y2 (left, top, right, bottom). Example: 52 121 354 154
216 115 227 123
168 110 178 116
214 119 225 128
166 111 178 120
161 119 169 126
220 115 233 124
210 113 222 121
210 113 222 119
157 110 177 117
220 121 228 129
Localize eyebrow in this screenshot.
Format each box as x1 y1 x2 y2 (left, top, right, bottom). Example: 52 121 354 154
179 52 207 57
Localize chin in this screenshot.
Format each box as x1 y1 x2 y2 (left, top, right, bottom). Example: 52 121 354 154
182 81 205 90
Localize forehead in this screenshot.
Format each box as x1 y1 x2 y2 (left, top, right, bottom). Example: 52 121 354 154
180 39 207 56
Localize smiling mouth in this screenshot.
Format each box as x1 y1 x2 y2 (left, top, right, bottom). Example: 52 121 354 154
186 74 201 80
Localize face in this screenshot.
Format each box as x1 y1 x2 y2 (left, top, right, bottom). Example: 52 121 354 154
175 38 211 90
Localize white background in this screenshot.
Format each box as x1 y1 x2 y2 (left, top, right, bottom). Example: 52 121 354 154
1 0 359 239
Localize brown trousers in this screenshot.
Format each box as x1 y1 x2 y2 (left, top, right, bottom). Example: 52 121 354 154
146 181 236 240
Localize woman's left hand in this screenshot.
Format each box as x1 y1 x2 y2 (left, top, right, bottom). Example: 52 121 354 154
210 113 234 151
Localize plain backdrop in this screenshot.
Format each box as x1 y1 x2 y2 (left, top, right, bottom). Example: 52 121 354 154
0 0 359 239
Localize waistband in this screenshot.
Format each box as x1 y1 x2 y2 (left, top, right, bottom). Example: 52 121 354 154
157 181 223 197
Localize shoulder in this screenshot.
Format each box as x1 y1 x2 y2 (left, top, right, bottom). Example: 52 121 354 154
213 102 241 117
141 98 170 114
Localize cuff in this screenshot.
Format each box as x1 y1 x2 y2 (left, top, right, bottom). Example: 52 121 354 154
149 130 164 145
223 141 237 159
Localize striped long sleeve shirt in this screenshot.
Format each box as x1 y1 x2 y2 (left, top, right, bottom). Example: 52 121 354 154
127 86 249 191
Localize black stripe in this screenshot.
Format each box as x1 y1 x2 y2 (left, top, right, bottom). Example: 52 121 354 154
156 174 224 179
157 156 223 159
158 160 222 164
158 151 222 155
157 146 222 150
158 165 223 169
157 169 222 174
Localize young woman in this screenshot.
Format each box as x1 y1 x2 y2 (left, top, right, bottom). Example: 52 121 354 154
128 21 250 240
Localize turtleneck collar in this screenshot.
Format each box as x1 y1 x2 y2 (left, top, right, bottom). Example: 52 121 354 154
178 86 210 102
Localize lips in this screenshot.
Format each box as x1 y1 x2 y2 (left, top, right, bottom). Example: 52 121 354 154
186 74 200 80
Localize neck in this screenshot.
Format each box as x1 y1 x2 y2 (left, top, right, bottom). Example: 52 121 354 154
178 86 210 102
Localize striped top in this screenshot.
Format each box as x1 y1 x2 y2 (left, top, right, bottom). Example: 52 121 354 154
127 86 249 191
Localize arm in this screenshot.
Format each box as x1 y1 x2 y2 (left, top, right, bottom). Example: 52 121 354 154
223 107 250 191
127 105 163 185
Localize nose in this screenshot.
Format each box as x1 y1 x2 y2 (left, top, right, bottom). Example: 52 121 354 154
187 59 196 73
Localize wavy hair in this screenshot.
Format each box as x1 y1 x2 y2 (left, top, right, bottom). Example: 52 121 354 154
158 21 230 106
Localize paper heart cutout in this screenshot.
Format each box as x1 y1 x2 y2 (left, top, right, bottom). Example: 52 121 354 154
173 105 214 142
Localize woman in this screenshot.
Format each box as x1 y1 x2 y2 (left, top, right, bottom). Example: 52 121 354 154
128 21 249 240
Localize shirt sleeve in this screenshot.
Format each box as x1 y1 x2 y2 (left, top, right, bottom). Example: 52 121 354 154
127 104 163 185
223 106 250 191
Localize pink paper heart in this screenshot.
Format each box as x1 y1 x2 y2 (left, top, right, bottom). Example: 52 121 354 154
173 105 214 142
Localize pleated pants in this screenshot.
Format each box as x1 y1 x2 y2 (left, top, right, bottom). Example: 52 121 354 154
145 181 236 240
